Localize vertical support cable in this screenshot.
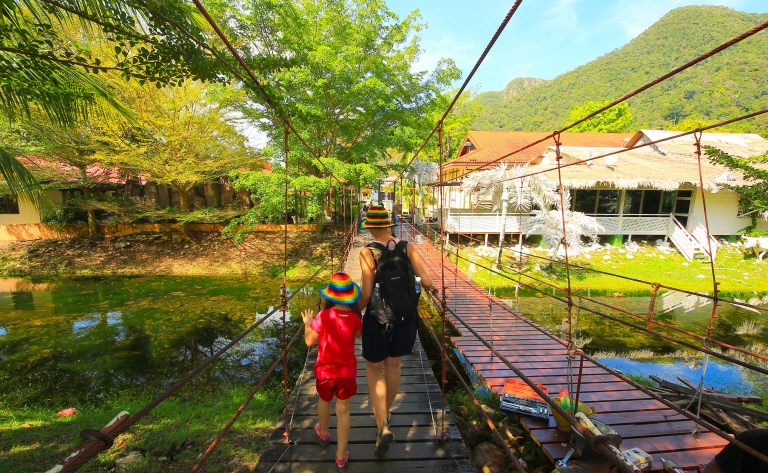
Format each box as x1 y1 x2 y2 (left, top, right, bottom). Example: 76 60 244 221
694 131 720 341
329 173 334 272
400 175 404 239
553 133 575 348
282 122 291 445
647 283 660 328
438 122 447 441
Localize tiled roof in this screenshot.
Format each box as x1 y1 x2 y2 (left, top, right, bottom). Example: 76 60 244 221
444 131 634 170
16 156 143 185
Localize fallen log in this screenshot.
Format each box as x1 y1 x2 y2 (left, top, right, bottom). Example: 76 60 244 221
649 376 768 422
675 376 762 404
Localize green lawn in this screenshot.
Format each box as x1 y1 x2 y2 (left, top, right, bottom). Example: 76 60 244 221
453 241 768 297
0 381 286 472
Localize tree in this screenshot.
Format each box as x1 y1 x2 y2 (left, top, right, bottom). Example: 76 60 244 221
463 164 559 265
528 191 605 256
215 0 459 173
97 80 257 230
2 120 120 236
405 159 437 217
0 0 221 203
705 146 768 227
566 101 634 133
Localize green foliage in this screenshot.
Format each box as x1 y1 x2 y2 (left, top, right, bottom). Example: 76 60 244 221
705 146 768 223
567 101 634 132
218 0 459 172
471 6 768 136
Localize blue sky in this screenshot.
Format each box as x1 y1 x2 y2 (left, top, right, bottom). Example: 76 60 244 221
385 0 768 92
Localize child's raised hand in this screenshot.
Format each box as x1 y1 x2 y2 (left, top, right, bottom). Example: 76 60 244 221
301 309 315 326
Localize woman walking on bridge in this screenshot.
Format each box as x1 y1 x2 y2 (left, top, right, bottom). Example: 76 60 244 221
356 204 438 457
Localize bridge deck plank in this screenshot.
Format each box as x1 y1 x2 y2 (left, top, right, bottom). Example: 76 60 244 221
404 224 727 472
254 229 471 473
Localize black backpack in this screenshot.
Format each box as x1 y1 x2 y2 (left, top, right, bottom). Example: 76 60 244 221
367 240 419 326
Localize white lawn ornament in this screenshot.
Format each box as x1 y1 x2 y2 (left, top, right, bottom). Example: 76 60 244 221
743 236 768 262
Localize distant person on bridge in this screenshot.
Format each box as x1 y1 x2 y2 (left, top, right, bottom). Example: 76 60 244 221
356 204 439 457
301 272 363 472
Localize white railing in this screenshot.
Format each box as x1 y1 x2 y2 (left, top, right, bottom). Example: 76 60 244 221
441 210 671 236
689 216 720 261
668 216 698 261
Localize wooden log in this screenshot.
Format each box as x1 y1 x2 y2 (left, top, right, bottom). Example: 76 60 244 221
650 376 768 422
675 377 762 404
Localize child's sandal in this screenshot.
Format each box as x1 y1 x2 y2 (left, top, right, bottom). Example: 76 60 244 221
335 450 349 472
314 424 330 446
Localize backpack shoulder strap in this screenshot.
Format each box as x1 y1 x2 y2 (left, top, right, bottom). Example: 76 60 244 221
394 240 409 253
366 242 387 252
366 242 387 264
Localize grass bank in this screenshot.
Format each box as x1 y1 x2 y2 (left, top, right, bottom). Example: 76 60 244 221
452 240 768 297
0 380 286 472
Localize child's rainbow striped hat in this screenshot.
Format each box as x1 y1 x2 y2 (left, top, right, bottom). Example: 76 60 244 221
361 204 394 228
319 272 361 305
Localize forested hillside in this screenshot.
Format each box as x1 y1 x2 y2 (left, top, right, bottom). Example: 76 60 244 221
472 6 768 136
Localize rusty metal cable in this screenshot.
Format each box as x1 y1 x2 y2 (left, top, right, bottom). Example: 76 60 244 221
191 324 304 471
410 222 768 465
53 261 328 473
395 0 525 183
441 305 635 473
419 315 526 472
441 22 768 184
416 223 768 362
190 0 342 182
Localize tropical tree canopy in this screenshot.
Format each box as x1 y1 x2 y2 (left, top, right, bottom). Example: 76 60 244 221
706 146 768 226
566 101 634 133
0 0 223 203
213 0 460 173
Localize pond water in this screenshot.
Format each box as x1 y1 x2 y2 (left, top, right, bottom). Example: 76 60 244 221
0 277 319 408
496 289 768 394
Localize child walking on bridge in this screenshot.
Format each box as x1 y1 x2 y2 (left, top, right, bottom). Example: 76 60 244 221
301 272 363 472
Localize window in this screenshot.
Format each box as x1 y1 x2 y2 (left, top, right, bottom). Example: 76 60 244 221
573 190 598 213
597 190 620 214
0 195 20 214
623 190 643 214
661 191 676 213
572 190 618 214
641 191 662 214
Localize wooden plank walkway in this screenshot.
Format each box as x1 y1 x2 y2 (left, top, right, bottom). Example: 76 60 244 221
253 227 474 473
404 224 728 472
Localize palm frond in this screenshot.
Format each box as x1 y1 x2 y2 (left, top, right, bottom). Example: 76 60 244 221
0 146 47 208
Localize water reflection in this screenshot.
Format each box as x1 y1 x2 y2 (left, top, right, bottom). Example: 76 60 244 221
602 357 768 396
508 288 768 355
0 276 320 408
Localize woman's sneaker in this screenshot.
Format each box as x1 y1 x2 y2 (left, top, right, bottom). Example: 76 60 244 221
314 424 330 446
374 426 394 457
335 450 349 472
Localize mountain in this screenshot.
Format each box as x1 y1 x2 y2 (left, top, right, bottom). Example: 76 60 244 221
471 6 768 136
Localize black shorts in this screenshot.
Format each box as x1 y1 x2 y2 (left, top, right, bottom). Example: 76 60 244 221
361 313 417 363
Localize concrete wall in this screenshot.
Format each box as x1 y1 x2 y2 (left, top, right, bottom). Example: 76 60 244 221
690 188 768 235
0 190 62 225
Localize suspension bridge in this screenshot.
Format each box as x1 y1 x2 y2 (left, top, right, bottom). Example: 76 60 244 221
40 0 768 471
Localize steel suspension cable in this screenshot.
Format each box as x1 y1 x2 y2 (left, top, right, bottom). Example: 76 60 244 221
190 0 342 183
395 0 525 183
410 220 768 468
51 261 329 472
191 324 304 471
441 20 768 185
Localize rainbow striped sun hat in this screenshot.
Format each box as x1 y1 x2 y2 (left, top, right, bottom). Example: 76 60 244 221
361 204 394 228
319 272 361 305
